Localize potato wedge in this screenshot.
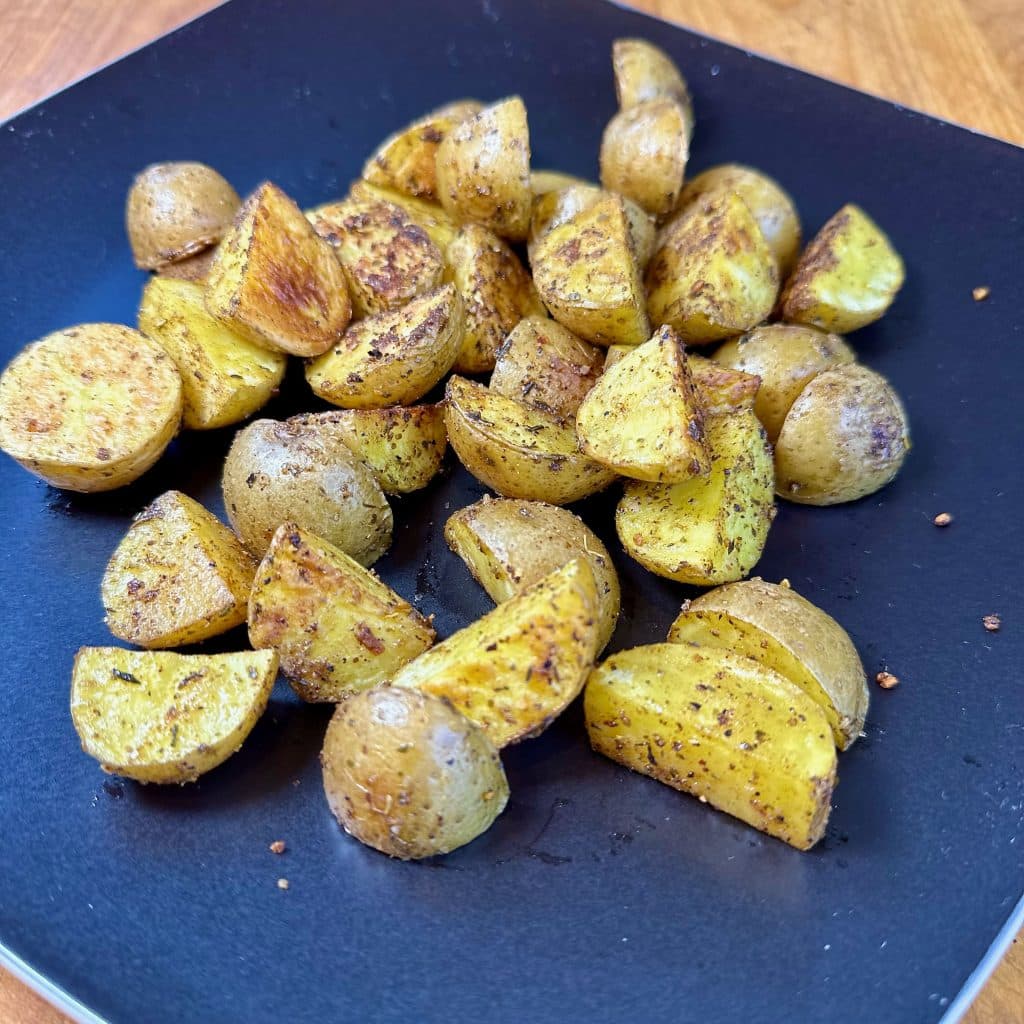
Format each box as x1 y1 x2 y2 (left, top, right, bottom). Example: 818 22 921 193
287 406 446 494
781 203 905 332
576 326 709 483
646 191 779 345
0 324 182 492
531 169 594 196
532 194 650 347
713 323 854 443
222 418 392 565
205 181 351 357
489 316 603 419
675 164 801 275
616 409 774 584
599 98 689 218
686 353 761 416
392 558 600 747
348 180 462 254
435 96 532 240
668 578 869 749
322 685 508 859
445 376 617 505
70 647 278 784
102 490 256 648
249 524 434 702
362 111 463 200
445 497 621 651
138 276 286 430
447 225 545 374
774 363 910 505
584 642 836 850
305 283 463 408
612 38 694 135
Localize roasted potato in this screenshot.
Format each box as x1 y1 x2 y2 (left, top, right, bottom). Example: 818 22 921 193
126 161 240 270
576 326 709 483
102 490 256 648
616 409 774 584
584 642 836 850
612 38 694 136
321 685 508 859
774 363 910 505
287 406 446 495
0 324 182 492
646 191 779 345
305 284 463 408
205 181 351 357
532 194 650 347
713 324 854 442
445 497 621 651
489 316 603 419
435 96 532 240
675 164 801 275
781 203 905 332
138 276 286 430
392 558 600 747
428 98 484 122
156 244 219 282
599 99 689 218
447 225 545 374
348 180 461 253
307 192 444 318
71 647 278 784
445 376 617 505
686 353 761 416
249 524 434 702
669 578 869 749
601 344 632 371
362 110 464 200
222 418 392 564
530 169 593 195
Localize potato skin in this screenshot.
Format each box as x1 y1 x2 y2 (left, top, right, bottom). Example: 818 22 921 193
445 496 621 651
321 686 508 859
774 363 910 505
445 376 617 506
584 643 836 850
612 38 694 135
0 324 182 492
222 418 392 565
530 169 594 196
102 490 256 648
71 647 278 784
156 244 219 282
362 111 463 201
670 578 869 749
713 324 854 443
126 162 240 270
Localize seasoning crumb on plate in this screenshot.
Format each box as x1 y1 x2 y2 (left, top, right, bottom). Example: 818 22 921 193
277 878 290 890
933 512 953 527
876 671 899 689
982 614 1001 632
972 285 990 301
269 840 286 854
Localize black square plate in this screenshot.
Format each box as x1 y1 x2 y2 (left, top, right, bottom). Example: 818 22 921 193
1 1 1021 1021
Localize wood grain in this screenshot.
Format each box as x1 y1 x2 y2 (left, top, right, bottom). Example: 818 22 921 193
0 1 1020 1021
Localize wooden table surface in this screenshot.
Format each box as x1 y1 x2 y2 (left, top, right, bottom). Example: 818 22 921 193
0 1 1021 1021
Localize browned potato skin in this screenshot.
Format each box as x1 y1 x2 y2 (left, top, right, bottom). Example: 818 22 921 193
321 686 509 860
612 38 694 136
600 99 689 218
713 324 855 443
489 316 603 420
775 363 910 505
126 162 240 270
222 418 392 565
362 112 460 201
157 245 219 281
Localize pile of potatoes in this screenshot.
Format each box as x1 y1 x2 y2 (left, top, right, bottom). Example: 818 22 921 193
1 38 913 856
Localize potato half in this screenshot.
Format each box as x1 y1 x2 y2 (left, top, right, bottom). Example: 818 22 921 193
445 376 617 505
363 110 464 200
205 181 351 357
71 647 278 784
612 38 694 136
584 642 836 850
0 324 182 492
392 558 600 747
668 578 869 749
616 409 774 585
249 524 434 702
445 496 621 651
322 685 508 859
305 283 463 408
102 490 256 648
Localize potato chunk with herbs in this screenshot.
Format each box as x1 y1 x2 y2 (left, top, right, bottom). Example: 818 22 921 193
362 110 465 201
612 38 694 136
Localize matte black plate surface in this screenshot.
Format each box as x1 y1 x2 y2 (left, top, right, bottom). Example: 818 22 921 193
0 2 1021 1022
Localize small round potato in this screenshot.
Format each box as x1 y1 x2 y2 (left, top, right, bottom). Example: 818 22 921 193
126 162 240 270
774 363 910 505
321 685 509 860
222 418 392 564
713 324 855 442
0 324 183 492
612 38 694 136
